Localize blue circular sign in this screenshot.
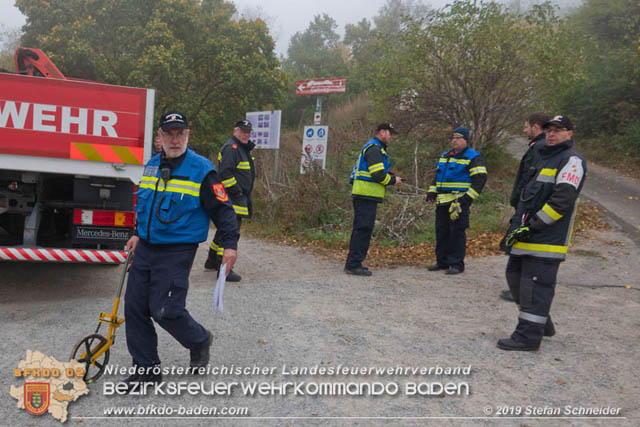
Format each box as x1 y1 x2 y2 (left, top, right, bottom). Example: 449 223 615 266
306 128 314 138
318 128 326 138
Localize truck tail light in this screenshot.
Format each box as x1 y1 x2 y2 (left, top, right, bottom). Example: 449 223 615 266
73 209 135 227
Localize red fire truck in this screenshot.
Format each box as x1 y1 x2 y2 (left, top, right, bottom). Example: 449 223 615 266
0 48 154 263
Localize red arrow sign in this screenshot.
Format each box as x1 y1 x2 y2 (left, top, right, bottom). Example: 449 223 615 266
296 78 346 95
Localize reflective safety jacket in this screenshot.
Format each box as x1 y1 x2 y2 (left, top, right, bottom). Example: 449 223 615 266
136 149 213 244
350 138 394 202
507 139 586 261
218 136 255 217
427 147 487 205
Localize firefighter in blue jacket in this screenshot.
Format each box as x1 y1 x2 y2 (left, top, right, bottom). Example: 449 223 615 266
345 123 403 276
426 127 487 274
498 115 586 351
122 111 239 390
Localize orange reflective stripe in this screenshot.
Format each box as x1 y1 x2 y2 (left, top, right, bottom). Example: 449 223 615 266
92 144 124 163
70 143 144 164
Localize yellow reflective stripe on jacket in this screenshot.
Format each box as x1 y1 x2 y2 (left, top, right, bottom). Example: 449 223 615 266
222 177 237 188
368 162 385 173
511 241 568 259
539 168 557 176
438 158 470 165
428 185 437 193
233 205 249 215
381 174 391 185
537 203 563 225
467 188 480 199
209 240 224 255
469 166 487 176
139 176 201 196
436 193 460 204
352 179 386 199
236 161 251 170
355 171 372 178
436 182 471 188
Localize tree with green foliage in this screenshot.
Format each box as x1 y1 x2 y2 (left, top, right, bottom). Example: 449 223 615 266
556 0 640 137
16 0 285 152
371 0 561 150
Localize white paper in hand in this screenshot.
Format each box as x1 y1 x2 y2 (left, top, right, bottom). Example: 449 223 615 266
212 263 227 312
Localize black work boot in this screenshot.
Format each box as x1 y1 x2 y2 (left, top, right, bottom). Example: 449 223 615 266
427 264 448 271
226 270 242 282
204 249 219 270
498 318 544 351
190 331 213 368
496 338 540 351
123 367 162 394
344 266 372 276
499 290 515 302
544 317 556 337
446 266 463 275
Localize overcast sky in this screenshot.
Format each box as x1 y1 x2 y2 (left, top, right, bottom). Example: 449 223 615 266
1 0 581 57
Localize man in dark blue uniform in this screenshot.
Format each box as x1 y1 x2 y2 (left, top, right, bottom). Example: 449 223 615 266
500 112 549 302
123 111 239 389
204 120 256 282
426 127 487 274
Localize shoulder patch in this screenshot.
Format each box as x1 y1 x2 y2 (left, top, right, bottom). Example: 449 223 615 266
212 183 229 202
556 156 584 189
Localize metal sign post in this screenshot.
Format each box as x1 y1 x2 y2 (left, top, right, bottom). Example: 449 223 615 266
295 77 347 175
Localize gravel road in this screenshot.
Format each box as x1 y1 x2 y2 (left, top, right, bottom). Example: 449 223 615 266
2 221 638 426
2 136 638 426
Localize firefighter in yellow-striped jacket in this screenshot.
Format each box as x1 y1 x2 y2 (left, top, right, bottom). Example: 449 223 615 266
205 120 255 282
498 115 586 352
426 126 487 275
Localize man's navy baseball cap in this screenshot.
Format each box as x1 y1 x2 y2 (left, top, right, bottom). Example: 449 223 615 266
543 115 573 131
235 120 252 131
376 123 398 134
159 111 189 131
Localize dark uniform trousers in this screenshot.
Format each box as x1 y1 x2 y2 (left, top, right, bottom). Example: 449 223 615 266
345 198 378 269
125 240 209 367
435 202 470 271
506 255 559 344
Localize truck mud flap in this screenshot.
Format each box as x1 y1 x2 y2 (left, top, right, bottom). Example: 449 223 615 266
0 247 127 263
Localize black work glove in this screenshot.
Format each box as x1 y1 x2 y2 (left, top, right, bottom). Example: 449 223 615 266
426 192 437 202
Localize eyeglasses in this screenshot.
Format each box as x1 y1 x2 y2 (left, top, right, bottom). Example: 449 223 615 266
161 130 188 139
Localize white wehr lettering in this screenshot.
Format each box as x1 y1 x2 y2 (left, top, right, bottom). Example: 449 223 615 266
0 100 118 137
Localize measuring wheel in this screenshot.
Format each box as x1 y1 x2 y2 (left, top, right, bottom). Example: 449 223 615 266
70 334 110 384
